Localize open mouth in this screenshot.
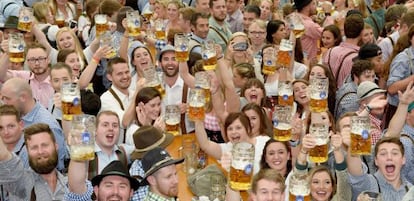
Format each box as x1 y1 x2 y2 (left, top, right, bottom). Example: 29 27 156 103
385 164 395 174
106 134 115 141
230 136 241 142
315 191 328 197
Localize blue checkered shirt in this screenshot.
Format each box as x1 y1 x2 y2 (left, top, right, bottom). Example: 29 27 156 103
335 81 358 119
130 160 149 201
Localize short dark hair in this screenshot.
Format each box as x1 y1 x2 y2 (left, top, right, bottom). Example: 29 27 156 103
107 57 127 75
224 112 252 138
266 20 285 44
351 59 374 80
344 14 364 38
24 123 56 143
57 49 77 63
244 5 261 18
374 137 405 157
0 105 21 121
190 12 210 27
96 110 119 127
50 62 73 78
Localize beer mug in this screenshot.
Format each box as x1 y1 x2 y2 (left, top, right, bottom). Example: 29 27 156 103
350 116 371 155
272 106 293 141
61 82 82 121
309 77 329 113
210 174 226 201
229 142 254 191
202 39 217 71
308 123 329 163
357 191 382 201
8 33 25 63
277 39 293 68
181 138 198 175
188 88 206 121
154 19 166 40
174 33 190 62
95 14 108 37
289 169 311 201
55 11 65 28
70 114 96 161
286 13 305 38
262 47 277 75
142 10 153 21
165 105 181 136
126 11 141 37
278 81 293 106
18 7 33 32
195 72 211 105
100 31 117 59
143 67 166 97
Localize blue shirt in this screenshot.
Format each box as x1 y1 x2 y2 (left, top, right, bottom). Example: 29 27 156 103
335 81 359 119
387 47 414 106
23 102 67 171
130 160 149 201
13 136 29 169
401 124 414 185
207 17 232 52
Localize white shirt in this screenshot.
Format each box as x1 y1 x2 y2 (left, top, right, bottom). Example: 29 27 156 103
378 31 400 62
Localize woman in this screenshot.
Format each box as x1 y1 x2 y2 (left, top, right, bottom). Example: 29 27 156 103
259 0 273 21
306 64 337 116
240 78 267 109
153 0 168 21
248 19 267 60
77 0 99 44
127 42 155 92
48 0 78 23
224 32 254 66
57 49 83 79
33 2 59 49
360 23 375 45
260 139 292 178
266 20 287 45
195 112 270 174
166 0 185 33
242 103 272 137
293 79 310 119
233 63 257 89
319 25 342 63
347 0 368 18
123 87 163 146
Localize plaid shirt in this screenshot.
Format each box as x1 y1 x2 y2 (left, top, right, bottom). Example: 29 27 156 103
204 112 221 131
369 113 382 145
144 191 176 201
130 160 149 201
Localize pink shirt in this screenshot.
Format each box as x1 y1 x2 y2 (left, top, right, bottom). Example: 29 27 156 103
299 13 323 62
323 42 359 88
9 70 54 109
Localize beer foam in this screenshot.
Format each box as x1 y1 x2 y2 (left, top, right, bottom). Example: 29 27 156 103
289 184 310 196
231 160 253 171
95 17 107 24
275 122 292 130
189 102 204 107
62 95 79 102
166 118 180 125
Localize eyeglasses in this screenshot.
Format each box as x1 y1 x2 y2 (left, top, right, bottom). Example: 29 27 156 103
249 31 266 36
27 57 47 64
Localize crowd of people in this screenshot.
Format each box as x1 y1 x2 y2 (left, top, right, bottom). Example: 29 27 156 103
1 0 414 200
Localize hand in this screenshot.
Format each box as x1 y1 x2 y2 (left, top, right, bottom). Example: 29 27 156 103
398 81 414 105
179 103 187 114
93 45 112 60
1 39 8 53
108 22 117 33
215 44 223 58
153 116 165 131
135 78 146 93
121 18 128 32
53 92 62 109
367 95 387 109
220 152 232 172
301 134 316 152
136 102 149 125
330 131 342 151
291 114 303 140
340 127 351 147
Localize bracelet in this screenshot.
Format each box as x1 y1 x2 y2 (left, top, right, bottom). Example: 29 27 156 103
91 56 100 64
217 54 224 60
300 149 308 155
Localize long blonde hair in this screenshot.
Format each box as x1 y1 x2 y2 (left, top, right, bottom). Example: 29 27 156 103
55 27 86 70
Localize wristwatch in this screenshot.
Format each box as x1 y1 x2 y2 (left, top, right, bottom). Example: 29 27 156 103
289 139 301 147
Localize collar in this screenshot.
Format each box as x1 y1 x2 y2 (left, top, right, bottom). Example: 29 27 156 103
146 191 176 201
339 42 360 51
95 142 120 154
228 9 242 20
29 73 51 84
191 34 205 43
110 85 131 100
22 101 42 122
209 17 228 31
12 136 25 153
165 76 184 89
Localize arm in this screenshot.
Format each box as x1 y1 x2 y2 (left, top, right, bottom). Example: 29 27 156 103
119 18 129 61
296 134 314 166
78 45 111 89
31 24 53 54
0 136 12 162
67 160 88 194
122 78 146 128
388 75 414 95
388 55 414 95
178 61 195 89
0 49 13 82
217 57 240 113
225 185 241 201
195 121 222 160
210 71 228 124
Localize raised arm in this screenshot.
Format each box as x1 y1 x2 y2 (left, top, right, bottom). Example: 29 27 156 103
122 78 146 128
31 24 53 54
178 61 195 89
210 71 228 124
195 121 222 160
67 160 88 194
385 81 414 137
216 57 240 113
0 41 13 82
78 45 111 89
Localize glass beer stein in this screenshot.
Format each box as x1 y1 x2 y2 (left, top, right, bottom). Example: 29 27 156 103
126 11 141 37
272 106 293 141
70 114 96 161
202 40 217 71
55 11 65 28
289 169 311 201
61 82 82 121
309 77 329 112
142 10 153 21
95 14 108 37
277 39 293 68
195 72 211 105
174 33 190 62
278 80 293 107
154 19 166 40
180 137 198 175
165 105 181 136
143 67 166 98
350 116 371 155
308 123 330 163
188 88 206 121
286 13 305 38
18 7 33 32
229 142 255 191
262 48 277 75
100 31 117 59
8 33 25 63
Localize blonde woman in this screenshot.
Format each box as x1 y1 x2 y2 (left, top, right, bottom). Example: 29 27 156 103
48 0 79 22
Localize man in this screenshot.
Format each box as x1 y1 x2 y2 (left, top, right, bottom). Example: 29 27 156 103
226 0 243 33
195 0 210 14
160 45 195 133
242 5 260 33
189 12 210 56
347 137 413 201
0 1 21 25
207 0 232 51
88 111 130 180
323 14 364 88
335 57 376 119
0 42 54 108
48 62 73 124
141 147 184 200
0 77 66 170
294 0 323 63
0 123 67 200
384 82 414 185
100 57 132 144
178 7 196 35
227 169 286 201
0 105 28 168
355 44 383 82
65 160 139 201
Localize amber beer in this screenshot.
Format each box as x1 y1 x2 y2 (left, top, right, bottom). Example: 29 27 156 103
17 21 32 32
350 133 372 155
70 146 95 161
278 82 293 106
18 7 32 32
293 27 305 38
9 51 24 63
262 62 276 75
230 142 254 191
273 123 292 141
277 50 291 67
202 87 211 104
309 77 329 112
143 11 153 20
128 26 141 37
203 54 217 71
95 14 108 37
165 119 180 136
310 95 328 113
189 102 205 121
126 11 140 37
155 30 166 40
62 96 82 121
309 144 328 163
175 50 189 62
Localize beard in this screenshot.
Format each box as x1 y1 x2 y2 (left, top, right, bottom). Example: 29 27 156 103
162 66 179 77
31 66 48 75
29 150 58 174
